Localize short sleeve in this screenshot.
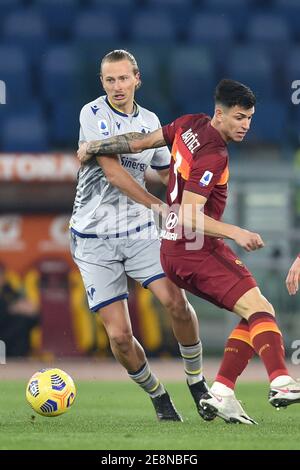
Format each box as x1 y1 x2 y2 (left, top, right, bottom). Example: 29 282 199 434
150 147 171 170
79 104 112 144
184 153 227 198
150 115 171 169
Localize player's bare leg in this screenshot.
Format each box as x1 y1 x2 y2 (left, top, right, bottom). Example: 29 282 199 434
232 286 275 319
148 277 212 420
148 278 199 344
97 298 182 421
98 299 144 371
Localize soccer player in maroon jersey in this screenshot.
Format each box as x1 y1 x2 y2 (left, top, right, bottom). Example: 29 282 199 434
78 79 300 424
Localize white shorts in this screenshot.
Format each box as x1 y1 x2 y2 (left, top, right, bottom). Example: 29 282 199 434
70 230 165 312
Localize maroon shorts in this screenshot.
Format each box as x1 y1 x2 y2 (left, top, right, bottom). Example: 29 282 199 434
160 240 257 311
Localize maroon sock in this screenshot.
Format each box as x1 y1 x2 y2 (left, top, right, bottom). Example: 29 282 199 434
248 312 288 381
216 319 255 389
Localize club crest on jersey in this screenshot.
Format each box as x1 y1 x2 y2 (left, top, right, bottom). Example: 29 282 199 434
199 170 213 187
98 119 109 136
235 259 244 267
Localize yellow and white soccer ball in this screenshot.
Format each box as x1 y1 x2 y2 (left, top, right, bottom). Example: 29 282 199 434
26 368 76 417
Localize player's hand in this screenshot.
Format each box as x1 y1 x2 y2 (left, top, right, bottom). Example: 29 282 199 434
77 142 91 164
234 228 265 252
286 257 300 295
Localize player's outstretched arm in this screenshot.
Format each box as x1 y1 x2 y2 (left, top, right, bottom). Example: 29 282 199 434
78 129 166 163
179 190 264 252
286 256 300 295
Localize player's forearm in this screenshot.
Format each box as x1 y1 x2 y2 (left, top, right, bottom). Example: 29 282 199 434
203 214 264 252
100 158 163 210
179 208 239 239
86 129 166 159
203 214 241 239
115 177 163 210
88 133 142 156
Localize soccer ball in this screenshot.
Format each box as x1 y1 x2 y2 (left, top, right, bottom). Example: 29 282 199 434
26 368 76 417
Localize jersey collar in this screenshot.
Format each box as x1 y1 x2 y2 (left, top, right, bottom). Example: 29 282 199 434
105 96 139 117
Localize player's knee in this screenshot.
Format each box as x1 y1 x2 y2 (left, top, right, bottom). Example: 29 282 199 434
164 296 191 321
110 331 134 353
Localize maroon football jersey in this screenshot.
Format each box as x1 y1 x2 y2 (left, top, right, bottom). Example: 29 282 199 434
161 114 229 254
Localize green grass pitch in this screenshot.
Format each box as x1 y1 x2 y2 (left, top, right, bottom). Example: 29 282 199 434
0 381 299 450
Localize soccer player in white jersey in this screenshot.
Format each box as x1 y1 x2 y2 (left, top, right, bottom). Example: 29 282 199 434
70 50 211 421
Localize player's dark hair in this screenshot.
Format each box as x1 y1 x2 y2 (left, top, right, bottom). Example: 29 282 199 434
215 79 256 109
100 49 141 90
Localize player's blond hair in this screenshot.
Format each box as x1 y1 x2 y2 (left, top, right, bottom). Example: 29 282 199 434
100 50 141 90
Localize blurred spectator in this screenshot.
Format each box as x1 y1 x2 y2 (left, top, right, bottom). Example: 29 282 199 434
0 264 39 357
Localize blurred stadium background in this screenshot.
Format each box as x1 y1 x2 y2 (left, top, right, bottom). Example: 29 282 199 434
1 0 300 365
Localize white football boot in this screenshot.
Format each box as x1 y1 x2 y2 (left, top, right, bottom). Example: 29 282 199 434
269 378 300 408
199 391 258 425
